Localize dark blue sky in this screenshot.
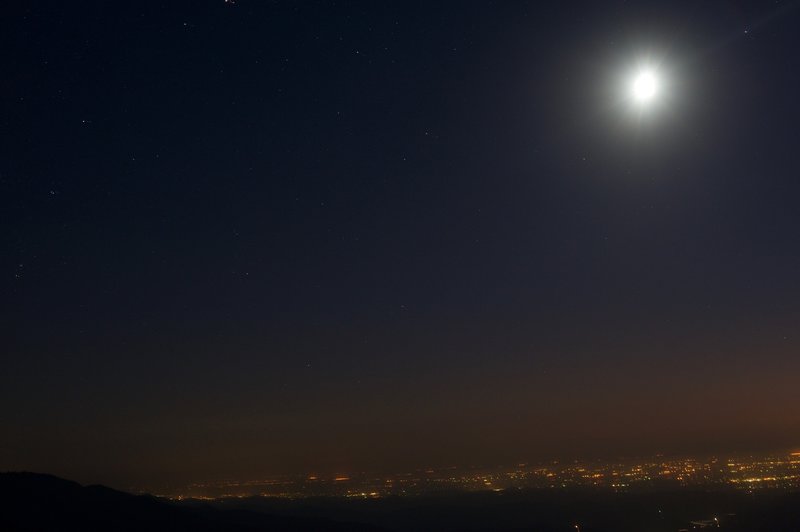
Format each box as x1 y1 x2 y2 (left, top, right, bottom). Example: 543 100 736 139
2 1 799 489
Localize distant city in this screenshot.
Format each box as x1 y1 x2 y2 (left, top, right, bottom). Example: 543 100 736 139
158 450 800 500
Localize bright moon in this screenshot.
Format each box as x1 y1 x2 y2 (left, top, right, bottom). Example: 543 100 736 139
632 71 658 103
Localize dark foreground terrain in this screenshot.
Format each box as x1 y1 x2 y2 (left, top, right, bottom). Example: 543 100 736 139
2 472 800 531
209 488 800 531
0 473 382 531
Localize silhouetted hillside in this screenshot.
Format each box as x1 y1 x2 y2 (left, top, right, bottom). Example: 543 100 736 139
3 472 800 531
0 472 384 532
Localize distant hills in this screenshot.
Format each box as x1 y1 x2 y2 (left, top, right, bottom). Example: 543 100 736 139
2 471 800 531
0 472 383 531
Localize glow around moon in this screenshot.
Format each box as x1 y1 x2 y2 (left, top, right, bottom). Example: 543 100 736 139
613 57 673 122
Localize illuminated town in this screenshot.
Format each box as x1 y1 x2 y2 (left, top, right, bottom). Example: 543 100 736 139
160 450 800 500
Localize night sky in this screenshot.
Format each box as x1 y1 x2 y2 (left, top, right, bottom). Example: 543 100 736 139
3 1 800 489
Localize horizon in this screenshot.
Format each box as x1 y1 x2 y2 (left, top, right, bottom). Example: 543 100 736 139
5 447 800 500
10 447 800 495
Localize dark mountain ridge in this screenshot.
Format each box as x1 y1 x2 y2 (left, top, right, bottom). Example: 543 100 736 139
0 472 382 531
3 472 800 531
